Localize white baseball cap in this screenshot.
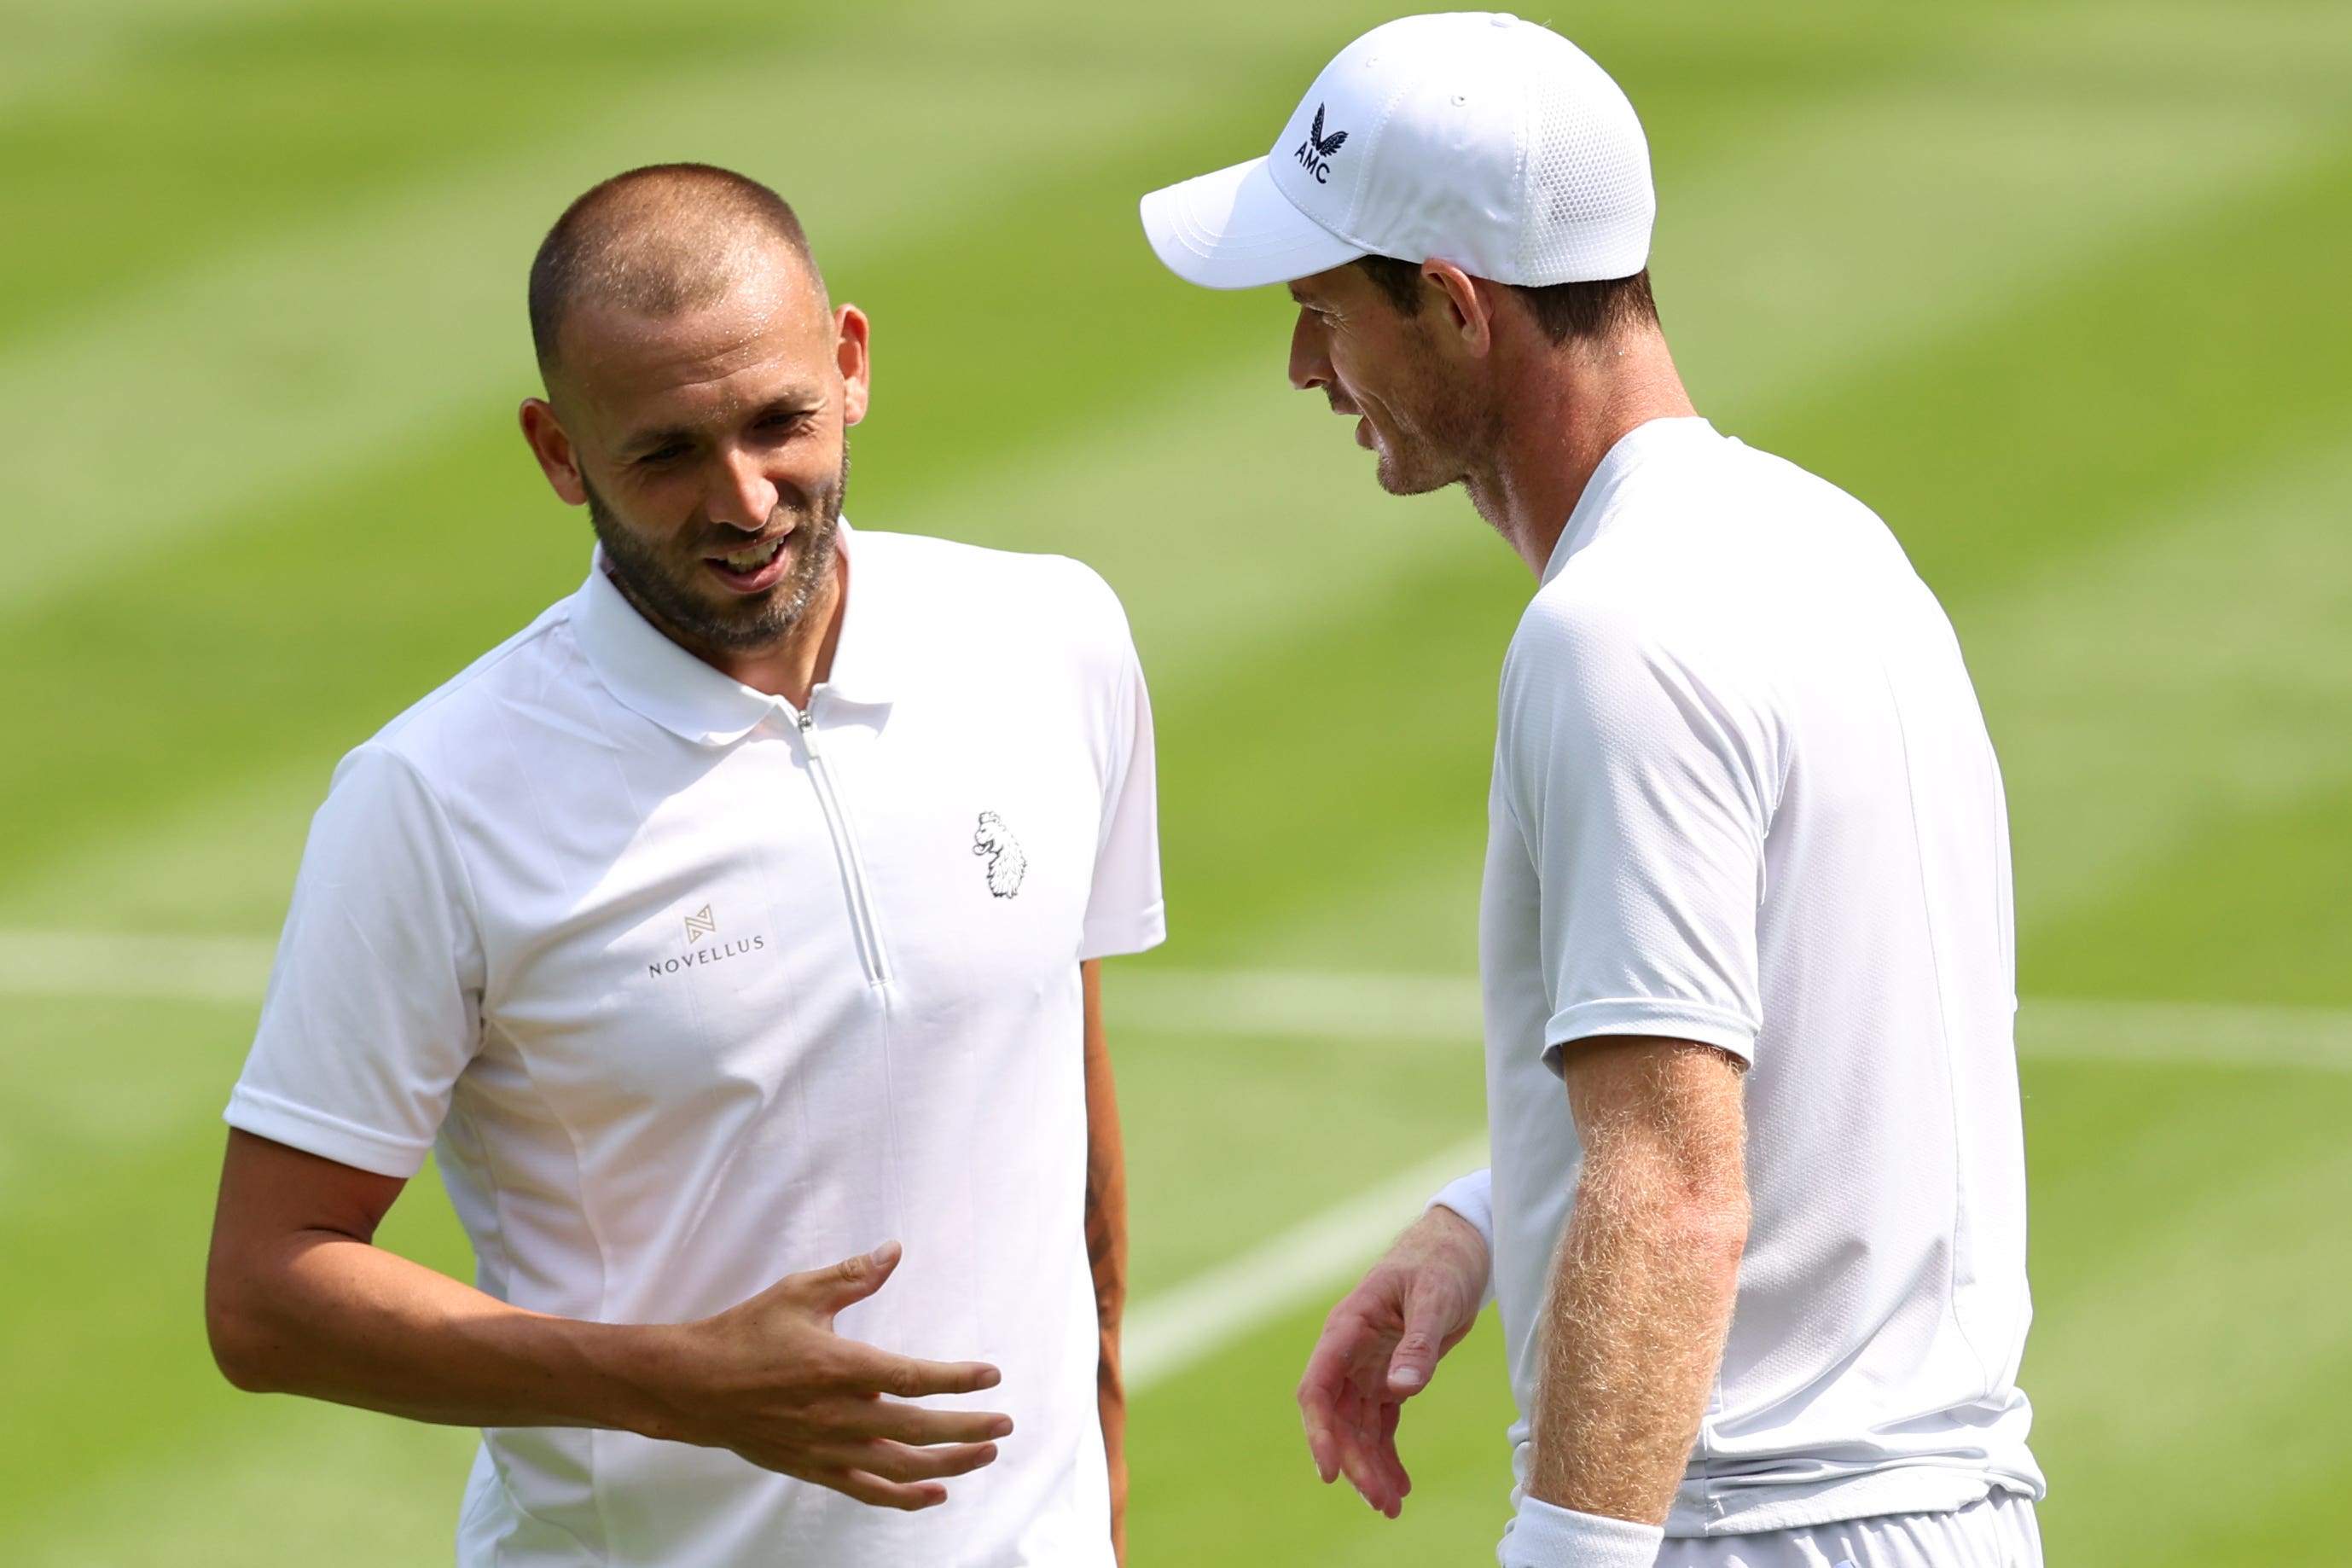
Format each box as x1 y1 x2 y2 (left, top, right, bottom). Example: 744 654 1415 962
1140 12 1654 291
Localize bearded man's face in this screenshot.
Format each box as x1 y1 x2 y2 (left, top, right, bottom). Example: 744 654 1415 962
528 242 868 663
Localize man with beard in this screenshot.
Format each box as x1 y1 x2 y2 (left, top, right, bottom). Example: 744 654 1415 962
1138 15 2042 1568
205 164 1163 1568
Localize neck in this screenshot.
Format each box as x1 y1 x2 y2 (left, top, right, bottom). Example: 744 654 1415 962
1463 325 1698 577
719 550 845 708
613 548 846 710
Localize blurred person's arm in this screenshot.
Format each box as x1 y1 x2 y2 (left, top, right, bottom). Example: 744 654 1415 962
1504 1037 1747 1566
1080 960 1129 1562
204 1130 1010 1510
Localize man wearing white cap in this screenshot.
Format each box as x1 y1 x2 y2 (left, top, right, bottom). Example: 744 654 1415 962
1141 14 2044 1568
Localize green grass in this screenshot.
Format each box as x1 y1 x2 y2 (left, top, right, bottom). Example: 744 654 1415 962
1 0 2347 1563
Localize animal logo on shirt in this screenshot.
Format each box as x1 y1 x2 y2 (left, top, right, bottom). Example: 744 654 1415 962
972 811 1026 899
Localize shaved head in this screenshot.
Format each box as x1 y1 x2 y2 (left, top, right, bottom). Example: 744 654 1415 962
527 163 821 377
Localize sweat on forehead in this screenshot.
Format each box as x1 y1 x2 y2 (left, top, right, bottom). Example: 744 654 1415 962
528 163 824 374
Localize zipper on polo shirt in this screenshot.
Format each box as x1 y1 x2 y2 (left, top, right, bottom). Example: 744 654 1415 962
798 707 892 986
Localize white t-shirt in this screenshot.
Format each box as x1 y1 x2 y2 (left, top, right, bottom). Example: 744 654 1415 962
226 524 1164 1568
1478 419 2044 1536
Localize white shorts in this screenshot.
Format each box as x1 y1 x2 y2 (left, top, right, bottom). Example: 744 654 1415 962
1654 1493 2041 1568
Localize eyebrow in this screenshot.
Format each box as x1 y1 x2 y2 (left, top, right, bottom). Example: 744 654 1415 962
618 423 698 459
616 393 822 459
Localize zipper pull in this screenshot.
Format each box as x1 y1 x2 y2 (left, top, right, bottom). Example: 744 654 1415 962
797 707 823 758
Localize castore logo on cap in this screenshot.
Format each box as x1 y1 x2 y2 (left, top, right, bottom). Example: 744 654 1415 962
1292 103 1348 184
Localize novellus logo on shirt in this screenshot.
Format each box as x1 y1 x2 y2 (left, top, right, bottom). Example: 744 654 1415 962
648 904 765 978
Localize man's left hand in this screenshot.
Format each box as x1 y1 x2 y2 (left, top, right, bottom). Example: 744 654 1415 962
1296 1205 1488 1517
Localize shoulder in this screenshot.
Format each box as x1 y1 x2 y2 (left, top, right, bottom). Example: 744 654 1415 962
1503 542 1774 762
1516 430 1898 674
1507 554 1699 700
357 593 584 794
856 528 1137 662
857 529 1124 609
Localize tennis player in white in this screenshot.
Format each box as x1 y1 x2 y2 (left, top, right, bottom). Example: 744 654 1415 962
205 164 1161 1567
1141 15 2043 1568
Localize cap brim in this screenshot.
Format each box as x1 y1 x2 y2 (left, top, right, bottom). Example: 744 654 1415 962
1139 157 1366 290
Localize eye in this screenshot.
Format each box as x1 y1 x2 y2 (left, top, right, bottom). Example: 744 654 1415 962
636 443 689 467
755 409 811 437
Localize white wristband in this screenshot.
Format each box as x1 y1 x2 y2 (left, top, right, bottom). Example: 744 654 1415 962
1426 1166 1496 1312
1497 1496 1664 1568
1427 1166 1495 1254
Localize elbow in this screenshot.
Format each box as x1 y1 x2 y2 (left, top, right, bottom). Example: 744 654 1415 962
205 1269 285 1395
1670 1190 1751 1298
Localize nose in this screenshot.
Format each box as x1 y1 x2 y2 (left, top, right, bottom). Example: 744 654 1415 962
708 447 779 532
1288 308 1332 393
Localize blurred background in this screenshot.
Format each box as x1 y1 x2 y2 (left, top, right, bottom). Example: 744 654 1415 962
3 0 2349 1562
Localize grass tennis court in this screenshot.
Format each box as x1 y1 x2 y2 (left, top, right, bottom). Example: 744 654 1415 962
3 1 2348 1563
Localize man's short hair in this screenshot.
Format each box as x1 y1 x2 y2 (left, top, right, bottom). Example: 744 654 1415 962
528 163 817 373
1352 255 1658 346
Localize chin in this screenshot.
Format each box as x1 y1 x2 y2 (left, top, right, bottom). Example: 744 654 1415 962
1373 450 1458 498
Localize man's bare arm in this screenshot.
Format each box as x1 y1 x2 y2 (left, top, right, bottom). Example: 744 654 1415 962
1080 959 1130 1562
1529 1037 1749 1523
205 1130 1009 1510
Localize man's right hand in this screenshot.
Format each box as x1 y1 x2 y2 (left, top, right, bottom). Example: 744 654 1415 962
207 1135 1007 1513
1296 1205 1489 1518
646 1241 1012 1511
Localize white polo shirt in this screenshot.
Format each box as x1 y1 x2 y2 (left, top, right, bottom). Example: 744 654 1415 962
1477 419 2045 1536
225 523 1164 1568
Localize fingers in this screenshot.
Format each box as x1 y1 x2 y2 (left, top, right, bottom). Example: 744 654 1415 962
823 1467 950 1512
1298 1323 1363 1485
1327 1375 1418 1519
761 1437 1003 1510
1297 1353 1341 1484
1299 1290 1405 1492
857 1350 1004 1402
856 1397 1015 1448
807 1241 905 1317
785 1438 1002 1512
845 1437 1001 1484
1379 1397 1413 1508
1385 1278 1453 1397
1330 1380 1396 1517
1299 1392 1342 1487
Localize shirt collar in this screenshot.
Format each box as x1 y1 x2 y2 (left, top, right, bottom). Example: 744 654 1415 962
572 518 894 746
1540 416 1720 587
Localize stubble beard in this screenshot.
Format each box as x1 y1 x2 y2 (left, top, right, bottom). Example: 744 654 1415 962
584 449 849 656
1365 328 1496 501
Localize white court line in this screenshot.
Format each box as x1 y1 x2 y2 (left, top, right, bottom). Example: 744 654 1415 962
1110 969 2352 1075
0 928 275 1006
10 932 2352 1388
7 932 2352 1073
1123 1135 1487 1393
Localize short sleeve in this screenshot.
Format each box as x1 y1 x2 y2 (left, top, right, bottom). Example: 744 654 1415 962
224 743 486 1177
1500 596 1780 1071
1073 573 1166 961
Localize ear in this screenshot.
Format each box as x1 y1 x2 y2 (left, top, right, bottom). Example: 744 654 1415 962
519 398 588 507
835 304 873 427
1421 260 1495 359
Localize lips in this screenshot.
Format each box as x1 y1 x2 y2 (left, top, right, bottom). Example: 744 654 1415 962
1325 394 1373 450
705 530 793 595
